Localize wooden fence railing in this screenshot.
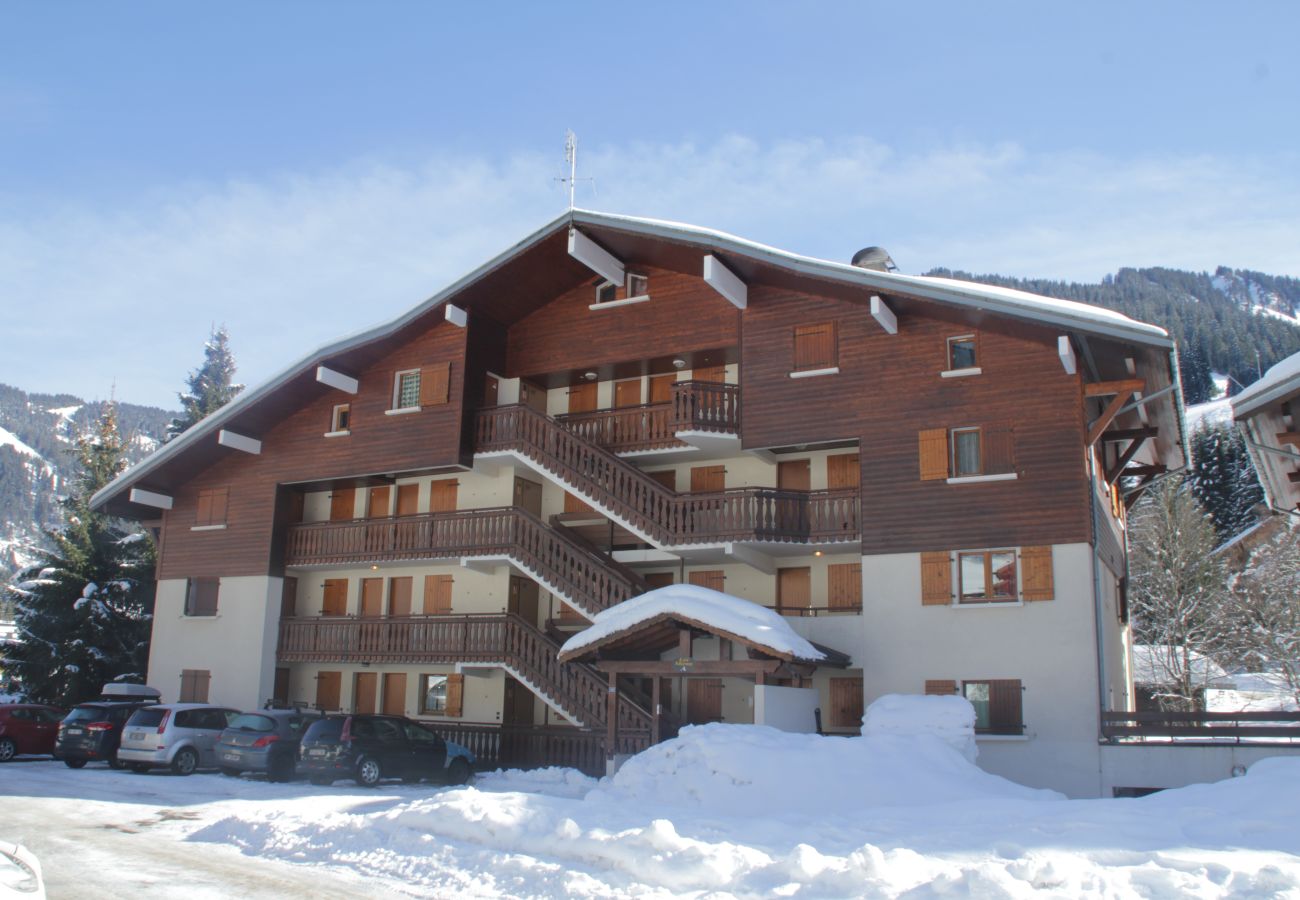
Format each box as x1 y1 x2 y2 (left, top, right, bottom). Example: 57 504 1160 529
285 506 644 618
476 404 859 545
1102 710 1300 743
278 612 651 735
432 722 650 776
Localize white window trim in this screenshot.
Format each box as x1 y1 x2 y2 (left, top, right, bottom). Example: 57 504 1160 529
391 368 421 412
940 367 983 378
946 472 1018 484
789 366 840 379
947 334 977 371
955 548 1020 606
384 407 421 417
323 430 352 438
589 295 651 311
330 403 352 434
189 524 227 532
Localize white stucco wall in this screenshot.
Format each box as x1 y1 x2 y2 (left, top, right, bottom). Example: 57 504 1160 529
1101 745 1300 795
149 575 280 710
754 685 820 732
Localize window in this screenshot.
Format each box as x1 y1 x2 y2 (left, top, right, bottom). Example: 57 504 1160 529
951 428 982 477
958 551 1017 603
179 669 211 703
626 272 648 297
962 679 1023 735
393 370 421 410
595 281 618 304
185 578 219 616
419 673 463 716
195 487 228 527
792 322 837 372
947 335 978 370
330 403 351 434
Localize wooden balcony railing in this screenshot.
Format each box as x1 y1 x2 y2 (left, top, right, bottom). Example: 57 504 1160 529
278 612 651 734
285 507 643 617
553 381 741 454
431 722 649 776
1101 710 1300 743
475 404 860 546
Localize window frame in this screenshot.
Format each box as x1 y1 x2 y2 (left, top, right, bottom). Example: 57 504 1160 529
594 281 618 304
946 334 979 372
419 674 449 715
625 272 649 298
791 321 838 373
950 427 982 477
962 679 1024 735
329 403 351 435
392 369 422 411
184 577 220 617
957 550 1018 603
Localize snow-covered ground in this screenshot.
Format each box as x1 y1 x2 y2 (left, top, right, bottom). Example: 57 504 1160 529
4 720 1300 898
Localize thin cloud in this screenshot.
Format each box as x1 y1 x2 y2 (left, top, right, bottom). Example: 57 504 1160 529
2 137 1297 407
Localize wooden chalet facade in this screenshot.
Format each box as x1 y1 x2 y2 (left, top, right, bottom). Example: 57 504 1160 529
1232 350 1300 516
93 210 1187 796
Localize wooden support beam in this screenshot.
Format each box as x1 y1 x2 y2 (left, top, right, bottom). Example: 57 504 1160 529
1088 388 1138 446
1057 336 1077 375
1101 427 1158 443
128 487 173 510
606 671 617 764
678 628 691 659
1277 431 1300 449
595 659 784 675
1105 436 1150 485
315 366 359 394
702 254 747 309
217 429 261 455
651 676 661 745
1122 465 1166 479
1084 378 1145 398
870 295 898 335
567 228 624 286
444 304 468 328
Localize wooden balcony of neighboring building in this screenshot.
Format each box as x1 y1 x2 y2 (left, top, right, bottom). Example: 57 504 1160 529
553 380 740 454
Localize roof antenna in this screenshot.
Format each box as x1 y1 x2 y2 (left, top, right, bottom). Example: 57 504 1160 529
555 130 594 211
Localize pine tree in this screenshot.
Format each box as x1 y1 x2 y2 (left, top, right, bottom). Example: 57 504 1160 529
1 405 156 706
1188 423 1264 542
167 325 243 440
1179 345 1215 406
1128 476 1230 711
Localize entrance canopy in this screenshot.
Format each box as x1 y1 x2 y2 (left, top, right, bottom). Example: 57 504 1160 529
558 585 847 668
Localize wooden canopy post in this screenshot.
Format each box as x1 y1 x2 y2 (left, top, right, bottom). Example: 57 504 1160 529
651 675 662 745
606 670 618 771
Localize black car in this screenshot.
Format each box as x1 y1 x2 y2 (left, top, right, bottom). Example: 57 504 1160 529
55 684 162 769
297 714 475 787
216 709 319 781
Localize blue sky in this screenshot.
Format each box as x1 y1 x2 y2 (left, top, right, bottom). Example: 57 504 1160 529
2 2 1298 408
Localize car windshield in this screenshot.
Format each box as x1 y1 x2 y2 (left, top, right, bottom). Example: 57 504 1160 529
64 707 106 724
229 714 276 733
127 708 167 727
302 718 343 742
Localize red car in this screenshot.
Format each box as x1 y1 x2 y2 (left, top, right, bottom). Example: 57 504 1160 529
0 704 67 761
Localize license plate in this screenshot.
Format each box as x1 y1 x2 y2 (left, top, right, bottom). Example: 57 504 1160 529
308 748 325 757
67 728 83 736
223 753 239 762
130 732 145 741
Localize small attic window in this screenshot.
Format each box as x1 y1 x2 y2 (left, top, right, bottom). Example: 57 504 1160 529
626 273 648 298
595 281 618 304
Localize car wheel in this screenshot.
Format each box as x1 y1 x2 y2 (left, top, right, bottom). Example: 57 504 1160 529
354 756 382 787
445 757 473 786
64 759 87 769
170 747 199 776
309 775 332 786
129 763 150 774
219 767 241 777
267 754 295 783
0 738 16 762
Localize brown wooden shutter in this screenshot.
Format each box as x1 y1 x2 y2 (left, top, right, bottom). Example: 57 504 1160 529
445 674 464 717
1019 546 1054 601
827 563 862 610
361 577 384 617
180 669 210 703
918 429 949 481
382 672 407 716
196 490 212 526
423 575 452 614
280 576 298 618
924 679 958 695
396 483 419 516
388 576 413 617
688 570 725 592
316 671 341 711
793 322 837 370
322 578 348 616
826 453 861 489
988 679 1023 734
829 677 864 728
920 552 952 606
419 361 451 406
690 465 726 493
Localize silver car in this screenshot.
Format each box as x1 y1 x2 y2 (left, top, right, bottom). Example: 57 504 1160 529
117 704 238 775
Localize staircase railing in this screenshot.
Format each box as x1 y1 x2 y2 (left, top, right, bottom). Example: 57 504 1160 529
285 506 645 617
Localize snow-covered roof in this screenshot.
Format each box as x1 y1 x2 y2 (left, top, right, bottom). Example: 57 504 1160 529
558 585 826 664
1131 645 1229 685
1232 350 1300 419
92 208 1176 513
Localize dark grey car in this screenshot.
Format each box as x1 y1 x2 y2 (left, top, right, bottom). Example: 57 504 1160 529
216 709 318 781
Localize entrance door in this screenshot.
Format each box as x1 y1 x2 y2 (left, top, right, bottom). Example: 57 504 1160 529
649 374 675 404
388 576 413 617
429 480 459 513
690 465 725 493
826 453 860 489
687 679 723 724
329 487 355 521
322 578 348 617
361 578 384 618
354 672 378 714
382 673 407 717
567 381 598 413
777 567 812 615
508 576 540 624
503 676 535 726
513 477 543 517
614 379 642 408
280 577 298 618
396 483 420 516
778 460 811 491
316 671 341 712
692 365 726 383
273 668 290 704
368 485 391 518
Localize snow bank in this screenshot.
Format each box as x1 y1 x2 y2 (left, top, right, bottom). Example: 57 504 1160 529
862 693 979 762
560 584 825 661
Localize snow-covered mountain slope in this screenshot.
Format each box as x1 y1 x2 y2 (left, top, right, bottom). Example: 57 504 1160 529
1212 268 1300 325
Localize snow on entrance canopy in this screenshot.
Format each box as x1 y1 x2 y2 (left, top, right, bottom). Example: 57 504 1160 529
558 584 826 663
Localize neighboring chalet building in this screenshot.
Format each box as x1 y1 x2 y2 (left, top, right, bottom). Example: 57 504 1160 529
1232 350 1300 516
91 211 1187 797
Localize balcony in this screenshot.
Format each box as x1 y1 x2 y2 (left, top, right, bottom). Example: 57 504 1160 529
554 380 740 453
